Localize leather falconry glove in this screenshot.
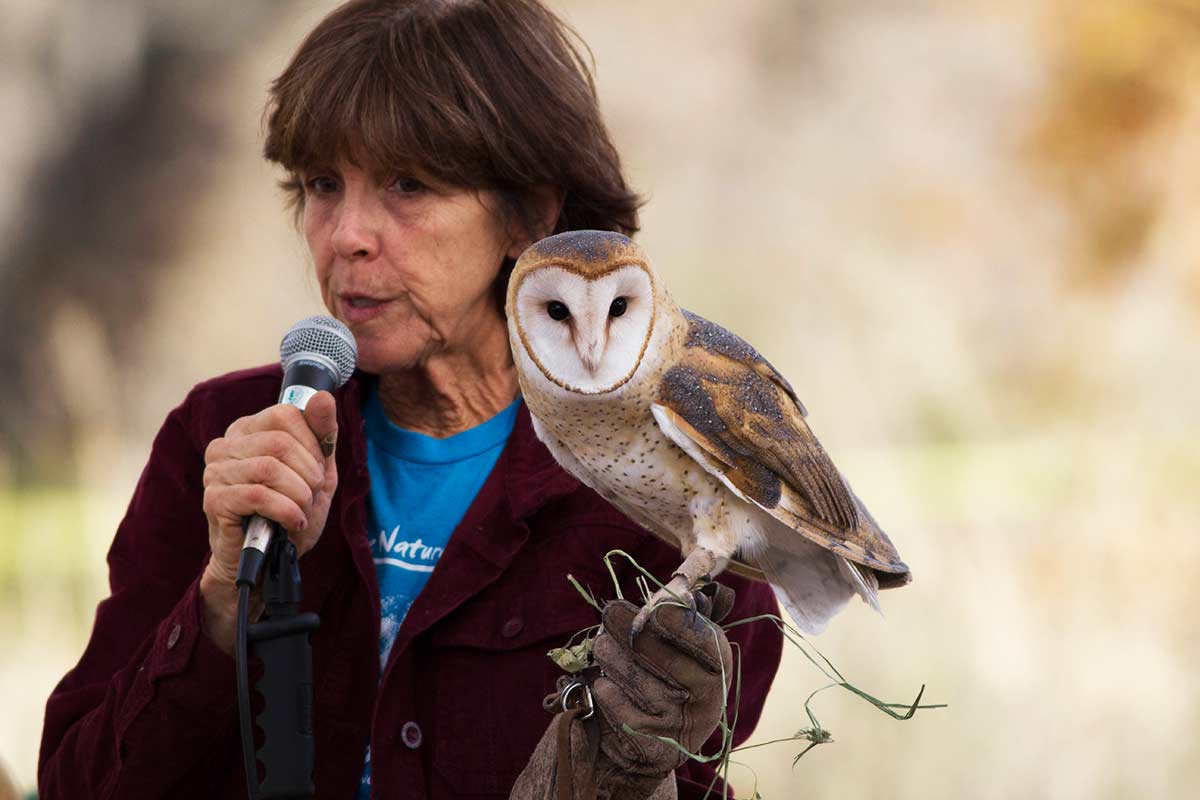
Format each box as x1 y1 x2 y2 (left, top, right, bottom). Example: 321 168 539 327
510 582 736 800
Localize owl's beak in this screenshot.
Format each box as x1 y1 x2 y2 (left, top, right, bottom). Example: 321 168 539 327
580 332 606 374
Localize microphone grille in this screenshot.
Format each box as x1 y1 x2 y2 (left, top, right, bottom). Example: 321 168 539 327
279 315 358 387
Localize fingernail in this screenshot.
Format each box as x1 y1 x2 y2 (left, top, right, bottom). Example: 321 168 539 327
321 432 336 458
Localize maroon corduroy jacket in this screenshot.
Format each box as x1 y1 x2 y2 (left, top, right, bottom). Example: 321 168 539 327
39 366 783 799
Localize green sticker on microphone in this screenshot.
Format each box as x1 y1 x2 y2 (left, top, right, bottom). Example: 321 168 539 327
281 385 318 409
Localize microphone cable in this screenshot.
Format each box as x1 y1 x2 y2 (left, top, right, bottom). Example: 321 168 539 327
236 572 259 799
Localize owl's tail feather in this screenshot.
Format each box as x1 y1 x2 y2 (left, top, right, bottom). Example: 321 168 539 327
837 556 882 614
755 538 858 636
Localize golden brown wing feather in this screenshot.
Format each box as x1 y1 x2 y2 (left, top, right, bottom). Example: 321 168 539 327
655 311 909 583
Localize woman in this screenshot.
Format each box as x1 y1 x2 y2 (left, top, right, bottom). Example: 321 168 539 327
39 2 783 798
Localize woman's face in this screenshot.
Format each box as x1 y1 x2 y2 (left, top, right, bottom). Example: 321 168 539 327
302 159 523 374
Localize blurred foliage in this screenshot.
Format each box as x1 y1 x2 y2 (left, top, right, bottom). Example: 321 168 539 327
0 0 288 483
1025 0 1200 288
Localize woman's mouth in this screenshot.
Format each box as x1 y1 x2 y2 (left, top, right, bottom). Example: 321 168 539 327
340 294 392 323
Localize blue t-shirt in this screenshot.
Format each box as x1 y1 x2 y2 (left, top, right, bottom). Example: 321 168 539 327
356 385 521 799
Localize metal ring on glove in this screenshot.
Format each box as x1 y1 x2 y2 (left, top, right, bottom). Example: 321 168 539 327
559 680 595 720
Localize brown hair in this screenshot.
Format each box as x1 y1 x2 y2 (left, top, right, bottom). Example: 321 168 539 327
263 0 641 245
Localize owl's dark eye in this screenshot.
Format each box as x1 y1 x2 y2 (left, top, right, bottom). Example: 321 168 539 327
609 297 627 317
546 301 570 321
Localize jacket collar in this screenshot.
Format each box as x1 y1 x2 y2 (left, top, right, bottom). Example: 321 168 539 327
503 403 583 521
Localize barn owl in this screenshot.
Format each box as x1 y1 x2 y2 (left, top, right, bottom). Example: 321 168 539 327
506 230 910 636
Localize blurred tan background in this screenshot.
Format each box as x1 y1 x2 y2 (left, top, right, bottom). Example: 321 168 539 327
2 0 1199 797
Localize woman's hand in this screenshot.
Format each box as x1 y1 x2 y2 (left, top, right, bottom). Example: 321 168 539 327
198 391 339 655
511 584 736 800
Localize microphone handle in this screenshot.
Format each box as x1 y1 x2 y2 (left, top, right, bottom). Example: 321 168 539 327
235 362 339 588
277 360 340 407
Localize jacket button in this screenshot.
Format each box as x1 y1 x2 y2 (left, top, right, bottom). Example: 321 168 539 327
166 623 182 650
501 617 524 638
401 721 423 750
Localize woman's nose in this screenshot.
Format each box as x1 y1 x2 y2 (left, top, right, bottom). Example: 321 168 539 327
330 194 381 261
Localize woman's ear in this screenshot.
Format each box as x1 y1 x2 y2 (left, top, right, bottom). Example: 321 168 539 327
506 184 565 259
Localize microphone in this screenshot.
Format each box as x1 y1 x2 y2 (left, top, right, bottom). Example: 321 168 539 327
235 315 358 587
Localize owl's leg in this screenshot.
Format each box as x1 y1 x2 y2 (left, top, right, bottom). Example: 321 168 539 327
630 494 734 640
629 548 719 642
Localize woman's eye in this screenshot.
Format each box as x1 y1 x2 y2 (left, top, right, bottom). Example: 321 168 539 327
609 297 627 318
391 176 426 194
305 176 339 194
546 301 570 321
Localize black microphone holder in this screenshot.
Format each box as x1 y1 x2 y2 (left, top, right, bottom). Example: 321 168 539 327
237 536 320 799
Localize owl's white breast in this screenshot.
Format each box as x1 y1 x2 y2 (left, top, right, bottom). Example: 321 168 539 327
528 388 723 549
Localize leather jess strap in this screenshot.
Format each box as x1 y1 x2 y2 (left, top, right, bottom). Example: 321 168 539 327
552 678 600 800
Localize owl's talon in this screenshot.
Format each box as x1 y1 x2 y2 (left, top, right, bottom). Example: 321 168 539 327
629 575 699 646
629 607 649 646
629 601 662 645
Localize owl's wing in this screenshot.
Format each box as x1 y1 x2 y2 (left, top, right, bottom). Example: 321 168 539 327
652 311 910 586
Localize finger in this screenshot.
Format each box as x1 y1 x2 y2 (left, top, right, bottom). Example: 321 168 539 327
203 483 308 534
600 599 638 643
207 430 325 490
694 581 735 623
592 617 683 706
643 603 730 676
601 601 728 684
700 582 734 623
203 456 315 518
302 391 338 461
225 404 326 467
599 602 707 685
590 670 673 726
589 672 680 769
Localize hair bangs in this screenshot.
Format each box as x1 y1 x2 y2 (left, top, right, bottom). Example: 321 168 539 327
264 0 640 235
265 14 496 209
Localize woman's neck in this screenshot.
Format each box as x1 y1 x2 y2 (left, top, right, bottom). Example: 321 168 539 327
374 318 520 438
